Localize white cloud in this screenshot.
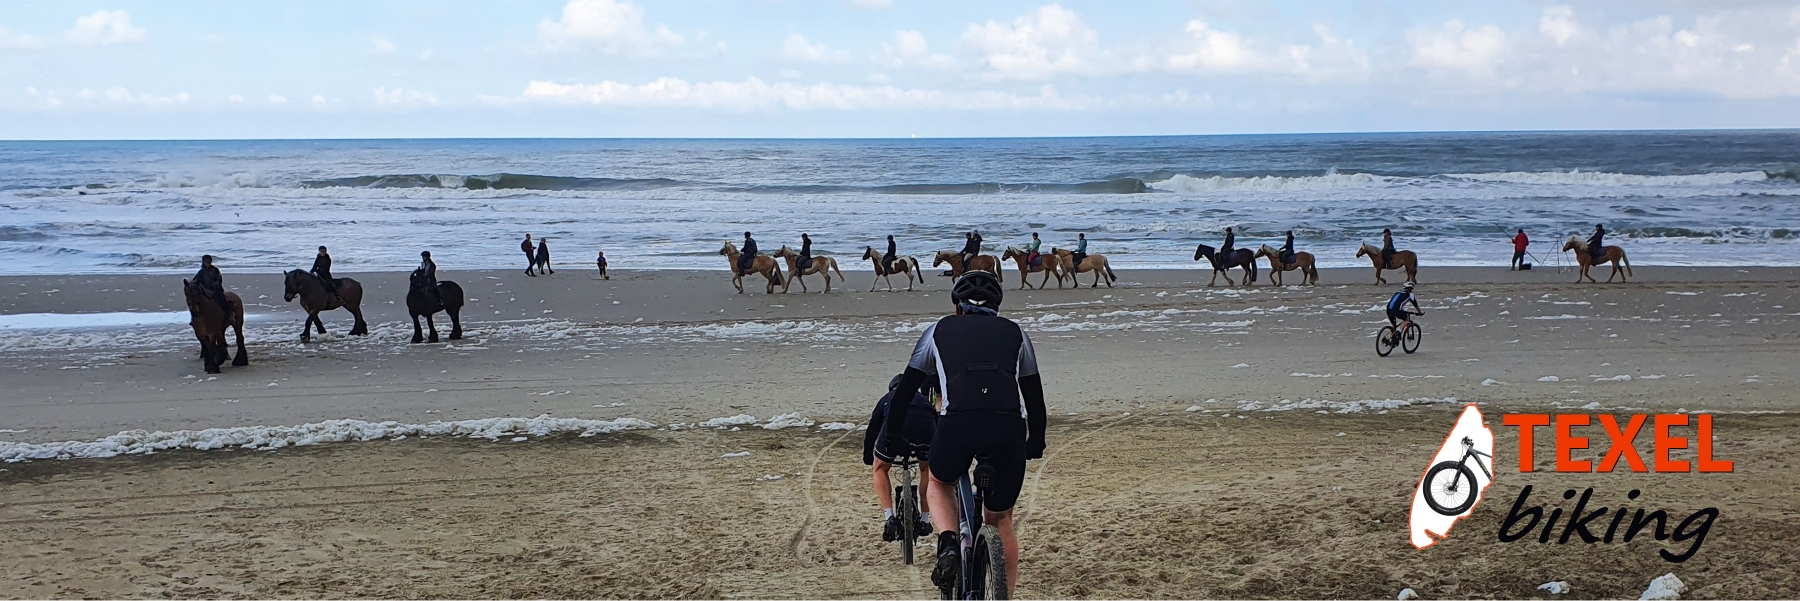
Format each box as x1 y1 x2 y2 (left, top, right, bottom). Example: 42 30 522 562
878 30 958 70
503 77 1103 110
1409 19 1508 74
1540 6 1581 46
267 94 289 104
311 94 327 105
70 87 187 106
1143 21 1368 80
66 10 145 46
373 87 441 107
228 94 244 103
537 0 684 55
1 26 44 49
848 0 893 10
371 35 397 54
782 34 849 63
1161 20 1257 71
960 4 1099 80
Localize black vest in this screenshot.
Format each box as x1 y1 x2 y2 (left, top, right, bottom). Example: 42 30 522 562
932 314 1025 415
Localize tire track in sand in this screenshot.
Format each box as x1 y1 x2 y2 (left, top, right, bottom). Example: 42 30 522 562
789 428 856 567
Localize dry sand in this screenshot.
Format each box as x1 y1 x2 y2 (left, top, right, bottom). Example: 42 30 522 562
1 264 1797 598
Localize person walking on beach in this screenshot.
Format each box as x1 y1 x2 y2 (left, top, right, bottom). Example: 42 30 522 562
535 237 554 275
194 254 235 323
521 234 537 276
1510 229 1529 270
798 233 815 271
1587 224 1607 261
417 251 440 301
596 250 609 280
882 235 899 274
739 231 759 274
311 245 341 304
1380 228 1397 269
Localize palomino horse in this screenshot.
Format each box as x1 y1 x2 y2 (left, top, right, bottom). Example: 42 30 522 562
1255 244 1318 286
932 250 1002 282
283 269 368 343
862 246 922 292
1001 246 1064 290
1356 243 1418 285
1194 243 1257 286
183 279 247 373
1051 248 1117 288
772 246 845 293
406 270 465 343
719 242 785 294
1562 236 1633 283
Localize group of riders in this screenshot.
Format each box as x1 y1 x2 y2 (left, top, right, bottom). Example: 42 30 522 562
189 245 443 318
728 229 1095 279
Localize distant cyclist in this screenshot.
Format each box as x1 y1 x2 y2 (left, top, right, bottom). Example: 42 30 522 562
885 270 1046 594
863 373 939 542
1387 281 1422 335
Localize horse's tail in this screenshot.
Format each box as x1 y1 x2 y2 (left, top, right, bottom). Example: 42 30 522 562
1622 251 1632 277
1104 261 1117 283
908 257 921 282
831 260 844 282
771 262 784 286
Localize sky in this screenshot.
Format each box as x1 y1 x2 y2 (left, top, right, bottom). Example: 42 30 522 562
3 0 1800 139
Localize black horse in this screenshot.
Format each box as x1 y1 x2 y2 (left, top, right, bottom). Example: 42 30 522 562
1195 243 1258 287
407 270 465 343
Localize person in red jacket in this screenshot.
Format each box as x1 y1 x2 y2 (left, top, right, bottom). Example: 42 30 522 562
1510 229 1529 270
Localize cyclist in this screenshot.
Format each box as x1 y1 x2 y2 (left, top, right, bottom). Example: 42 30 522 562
863 373 939 542
885 270 1046 594
1386 281 1422 341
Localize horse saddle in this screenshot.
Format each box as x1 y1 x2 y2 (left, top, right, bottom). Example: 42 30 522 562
799 256 814 270
1027 252 1043 268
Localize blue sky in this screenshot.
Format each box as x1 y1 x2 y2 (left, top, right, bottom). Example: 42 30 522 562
3 0 1799 139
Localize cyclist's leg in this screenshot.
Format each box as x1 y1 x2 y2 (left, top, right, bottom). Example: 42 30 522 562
872 458 894 513
974 415 1029 595
985 508 1020 594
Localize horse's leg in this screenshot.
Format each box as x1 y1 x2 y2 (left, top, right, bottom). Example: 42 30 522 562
231 321 248 366
349 306 369 336
426 313 440 343
411 313 425 344
447 307 462 340
733 273 744 294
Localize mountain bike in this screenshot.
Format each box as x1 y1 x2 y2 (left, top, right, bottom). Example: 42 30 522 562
892 454 924 565
1376 312 1423 356
1422 436 1493 515
940 464 1008 600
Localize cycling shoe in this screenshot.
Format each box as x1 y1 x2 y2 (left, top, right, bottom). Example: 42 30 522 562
931 531 961 589
882 515 902 542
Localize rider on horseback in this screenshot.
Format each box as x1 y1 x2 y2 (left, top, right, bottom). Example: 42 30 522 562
311 246 341 304
1381 229 1397 270
799 233 815 271
1587 224 1606 261
1280 230 1296 267
1070 233 1088 268
740 231 758 274
194 255 235 323
1220 227 1235 258
959 230 982 268
417 251 440 302
882 235 898 274
1025 232 1042 268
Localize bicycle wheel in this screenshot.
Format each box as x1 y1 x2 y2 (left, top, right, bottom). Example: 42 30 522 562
1376 326 1397 357
898 484 916 565
1422 460 1479 516
1402 322 1422 354
973 524 1009 600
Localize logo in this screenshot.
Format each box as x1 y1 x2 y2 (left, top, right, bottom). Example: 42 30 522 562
1409 404 1496 548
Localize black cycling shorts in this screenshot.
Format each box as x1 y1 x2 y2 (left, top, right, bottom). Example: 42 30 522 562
1387 310 1412 325
874 416 936 464
928 413 1028 513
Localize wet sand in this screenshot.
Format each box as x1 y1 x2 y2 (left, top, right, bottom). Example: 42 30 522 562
1 265 1797 598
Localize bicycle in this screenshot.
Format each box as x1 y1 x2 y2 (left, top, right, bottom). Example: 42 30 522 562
1422 436 1493 515
1376 311 1423 356
892 454 924 565
940 464 1008 600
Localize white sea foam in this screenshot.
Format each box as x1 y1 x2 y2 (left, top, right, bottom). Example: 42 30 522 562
762 413 814 430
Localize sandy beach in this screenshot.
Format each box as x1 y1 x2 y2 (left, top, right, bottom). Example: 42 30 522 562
3 264 1797 598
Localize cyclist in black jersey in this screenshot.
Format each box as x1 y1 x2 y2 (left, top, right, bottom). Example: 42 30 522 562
885 269 1046 593
864 373 939 542
1387 281 1421 329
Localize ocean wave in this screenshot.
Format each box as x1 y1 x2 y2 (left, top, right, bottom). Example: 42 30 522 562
296 173 1153 195
1148 171 1404 193
1147 169 1784 194
1444 170 1770 186
300 173 683 191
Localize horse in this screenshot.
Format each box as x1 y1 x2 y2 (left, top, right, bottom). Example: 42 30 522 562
1001 246 1065 290
183 279 247 374
1356 243 1418 285
406 270 465 343
1562 236 1634 283
1051 248 1118 288
1255 244 1318 286
719 242 785 294
1194 243 1257 287
862 246 922 292
932 250 1002 282
772 246 845 293
283 269 369 343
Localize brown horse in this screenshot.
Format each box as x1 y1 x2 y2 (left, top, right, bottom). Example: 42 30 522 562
1051 248 1117 288
719 242 785 294
1356 242 1417 285
183 279 247 373
1562 236 1634 283
932 250 1002 282
1194 243 1257 287
1255 244 1318 286
772 246 845 293
862 246 922 292
1001 246 1065 289
284 269 368 343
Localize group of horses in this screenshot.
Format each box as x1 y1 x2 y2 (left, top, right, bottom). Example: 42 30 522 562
181 268 468 374
719 241 1118 294
1191 235 1633 287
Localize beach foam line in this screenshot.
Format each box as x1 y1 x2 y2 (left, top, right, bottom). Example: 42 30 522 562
0 414 657 463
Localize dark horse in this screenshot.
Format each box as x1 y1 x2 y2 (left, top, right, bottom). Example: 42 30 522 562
1194 243 1258 287
183 279 247 373
283 269 368 342
407 270 465 343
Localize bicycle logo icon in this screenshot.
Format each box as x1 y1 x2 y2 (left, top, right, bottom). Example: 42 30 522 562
1409 404 1497 549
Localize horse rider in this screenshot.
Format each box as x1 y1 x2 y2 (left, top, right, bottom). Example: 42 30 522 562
1381 228 1397 269
799 233 815 271
1070 233 1088 269
1025 232 1042 268
535 237 554 275
521 234 537 276
882 234 899 274
417 251 440 301
1280 230 1296 267
1220 227 1235 259
958 231 982 268
1587 224 1606 261
311 245 341 304
194 254 235 323
740 231 759 274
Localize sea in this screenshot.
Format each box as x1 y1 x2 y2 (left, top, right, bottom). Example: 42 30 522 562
2 131 1797 276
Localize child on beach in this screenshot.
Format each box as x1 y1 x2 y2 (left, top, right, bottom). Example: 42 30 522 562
596 250 609 280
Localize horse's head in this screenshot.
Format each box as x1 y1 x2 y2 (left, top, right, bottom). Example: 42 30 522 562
283 270 300 302
1002 246 1021 259
933 250 954 267
1355 244 1372 258
182 279 201 310
1257 244 1275 258
720 242 738 256
410 269 429 290
1562 236 1582 252
772 245 795 258
1194 244 1213 261
862 246 875 260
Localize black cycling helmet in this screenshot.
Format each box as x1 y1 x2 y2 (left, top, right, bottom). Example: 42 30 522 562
951 270 1004 309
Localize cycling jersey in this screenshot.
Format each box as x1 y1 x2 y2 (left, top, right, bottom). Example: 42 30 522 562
904 311 1039 416
864 389 937 464
1387 291 1413 313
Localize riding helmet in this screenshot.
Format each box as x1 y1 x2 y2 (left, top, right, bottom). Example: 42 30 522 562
951 270 1004 309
